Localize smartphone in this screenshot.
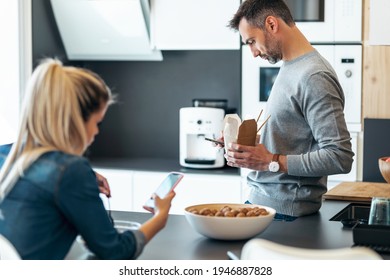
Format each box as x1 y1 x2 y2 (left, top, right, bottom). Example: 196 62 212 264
144 172 184 209
204 137 224 146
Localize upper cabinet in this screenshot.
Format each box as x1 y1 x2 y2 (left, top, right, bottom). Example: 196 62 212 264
151 0 241 50
289 0 362 44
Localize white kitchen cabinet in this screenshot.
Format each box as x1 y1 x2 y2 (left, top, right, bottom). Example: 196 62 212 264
151 0 240 50
93 168 134 211
93 168 243 215
132 171 243 215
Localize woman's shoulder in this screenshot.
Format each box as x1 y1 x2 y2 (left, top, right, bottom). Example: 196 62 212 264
0 143 12 154
40 151 89 166
27 151 93 183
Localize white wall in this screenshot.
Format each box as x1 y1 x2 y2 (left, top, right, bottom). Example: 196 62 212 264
0 0 31 145
0 0 20 144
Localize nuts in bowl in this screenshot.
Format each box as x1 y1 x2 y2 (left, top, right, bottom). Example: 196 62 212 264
184 203 276 240
188 205 269 217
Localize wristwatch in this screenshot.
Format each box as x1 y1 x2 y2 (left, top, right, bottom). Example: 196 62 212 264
268 154 280 172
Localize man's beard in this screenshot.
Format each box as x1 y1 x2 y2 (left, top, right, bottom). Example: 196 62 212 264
263 31 282 64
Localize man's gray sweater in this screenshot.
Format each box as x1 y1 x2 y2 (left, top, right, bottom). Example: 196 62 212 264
248 49 354 217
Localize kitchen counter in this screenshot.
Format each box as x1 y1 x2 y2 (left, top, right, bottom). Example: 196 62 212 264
66 200 390 260
90 157 240 176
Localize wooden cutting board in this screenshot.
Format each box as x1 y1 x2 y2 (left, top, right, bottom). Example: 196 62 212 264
323 182 390 202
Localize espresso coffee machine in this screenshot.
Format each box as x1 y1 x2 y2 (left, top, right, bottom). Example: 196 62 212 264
180 107 225 169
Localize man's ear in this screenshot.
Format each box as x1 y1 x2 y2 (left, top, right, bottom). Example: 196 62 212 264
265 16 278 33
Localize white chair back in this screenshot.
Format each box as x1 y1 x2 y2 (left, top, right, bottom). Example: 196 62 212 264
241 238 382 260
0 234 21 260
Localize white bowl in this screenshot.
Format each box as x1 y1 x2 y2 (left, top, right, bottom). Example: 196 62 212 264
184 203 276 240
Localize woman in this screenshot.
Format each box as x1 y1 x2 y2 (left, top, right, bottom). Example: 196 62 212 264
0 58 175 259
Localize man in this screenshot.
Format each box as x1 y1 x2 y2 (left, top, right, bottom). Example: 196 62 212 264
224 0 354 219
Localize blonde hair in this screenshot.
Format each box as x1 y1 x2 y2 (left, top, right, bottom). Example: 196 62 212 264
0 58 113 199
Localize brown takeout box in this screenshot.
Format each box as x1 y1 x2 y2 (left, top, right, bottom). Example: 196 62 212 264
223 114 258 147
237 119 257 146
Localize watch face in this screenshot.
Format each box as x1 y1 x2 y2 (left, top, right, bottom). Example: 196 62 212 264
269 161 280 172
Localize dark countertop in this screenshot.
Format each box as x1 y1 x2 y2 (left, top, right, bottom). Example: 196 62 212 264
90 157 240 176
66 200 390 260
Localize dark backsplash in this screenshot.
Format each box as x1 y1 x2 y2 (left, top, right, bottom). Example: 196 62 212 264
363 118 390 183
32 0 241 161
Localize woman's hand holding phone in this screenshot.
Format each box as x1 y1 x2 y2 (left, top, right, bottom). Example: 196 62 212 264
144 191 176 214
143 172 184 212
140 172 182 243
139 191 176 243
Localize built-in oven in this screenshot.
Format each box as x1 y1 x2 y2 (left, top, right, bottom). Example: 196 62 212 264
284 0 362 43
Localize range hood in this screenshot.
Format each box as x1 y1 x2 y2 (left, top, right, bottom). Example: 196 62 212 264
50 0 162 61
